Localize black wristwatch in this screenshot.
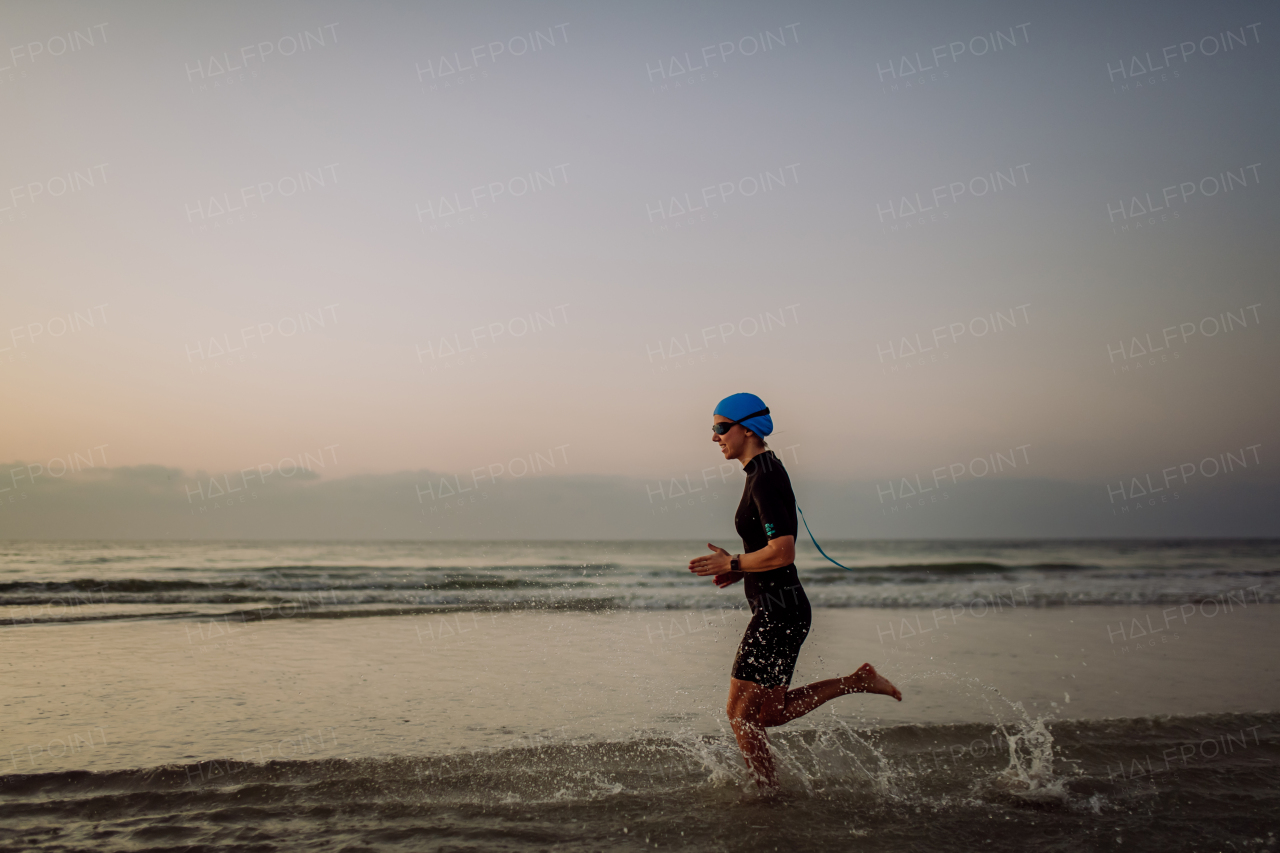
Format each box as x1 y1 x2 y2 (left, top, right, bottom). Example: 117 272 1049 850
730 554 741 572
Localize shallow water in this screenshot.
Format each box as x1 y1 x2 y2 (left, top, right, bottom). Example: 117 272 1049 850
3 714 1277 852
1 540 1277 851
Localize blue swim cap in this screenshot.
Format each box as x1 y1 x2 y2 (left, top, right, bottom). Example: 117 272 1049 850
714 392 773 436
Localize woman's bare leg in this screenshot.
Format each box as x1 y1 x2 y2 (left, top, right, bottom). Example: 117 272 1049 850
760 663 901 728
726 678 779 788
729 714 777 788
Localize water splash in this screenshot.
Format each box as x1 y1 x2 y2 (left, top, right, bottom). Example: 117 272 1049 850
757 670 1075 807
959 677 1072 804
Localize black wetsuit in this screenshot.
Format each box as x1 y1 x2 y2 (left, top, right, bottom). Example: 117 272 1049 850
730 449 812 688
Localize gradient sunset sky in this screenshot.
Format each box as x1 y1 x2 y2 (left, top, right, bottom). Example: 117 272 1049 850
2 0 1275 522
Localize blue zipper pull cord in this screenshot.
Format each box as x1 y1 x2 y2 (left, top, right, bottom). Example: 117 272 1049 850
796 504 855 571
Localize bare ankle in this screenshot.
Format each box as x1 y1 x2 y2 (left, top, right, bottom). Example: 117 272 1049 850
848 663 874 691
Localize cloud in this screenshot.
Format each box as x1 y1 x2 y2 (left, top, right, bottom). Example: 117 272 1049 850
0 464 1275 540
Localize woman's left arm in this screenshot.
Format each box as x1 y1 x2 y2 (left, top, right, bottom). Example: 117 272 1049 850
688 537 796 577
737 536 795 572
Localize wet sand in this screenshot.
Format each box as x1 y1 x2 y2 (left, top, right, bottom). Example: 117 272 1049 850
5 603 1277 775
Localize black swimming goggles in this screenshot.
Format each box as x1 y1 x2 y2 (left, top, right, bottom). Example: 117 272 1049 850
711 407 769 435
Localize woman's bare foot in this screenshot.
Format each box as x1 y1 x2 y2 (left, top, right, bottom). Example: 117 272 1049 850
846 663 902 701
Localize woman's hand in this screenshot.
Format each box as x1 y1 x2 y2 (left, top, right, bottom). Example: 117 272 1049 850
688 543 732 577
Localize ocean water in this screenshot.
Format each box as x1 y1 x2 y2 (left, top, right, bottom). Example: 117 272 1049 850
2 540 1278 852
2 538 1276 619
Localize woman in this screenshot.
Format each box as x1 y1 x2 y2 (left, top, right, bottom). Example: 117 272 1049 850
688 392 902 791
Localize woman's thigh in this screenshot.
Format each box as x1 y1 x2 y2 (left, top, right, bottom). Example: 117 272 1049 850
727 676 785 721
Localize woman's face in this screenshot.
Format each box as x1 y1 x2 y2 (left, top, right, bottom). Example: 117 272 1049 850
712 415 754 459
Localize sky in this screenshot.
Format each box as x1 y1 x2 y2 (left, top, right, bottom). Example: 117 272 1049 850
1 0 1276 538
